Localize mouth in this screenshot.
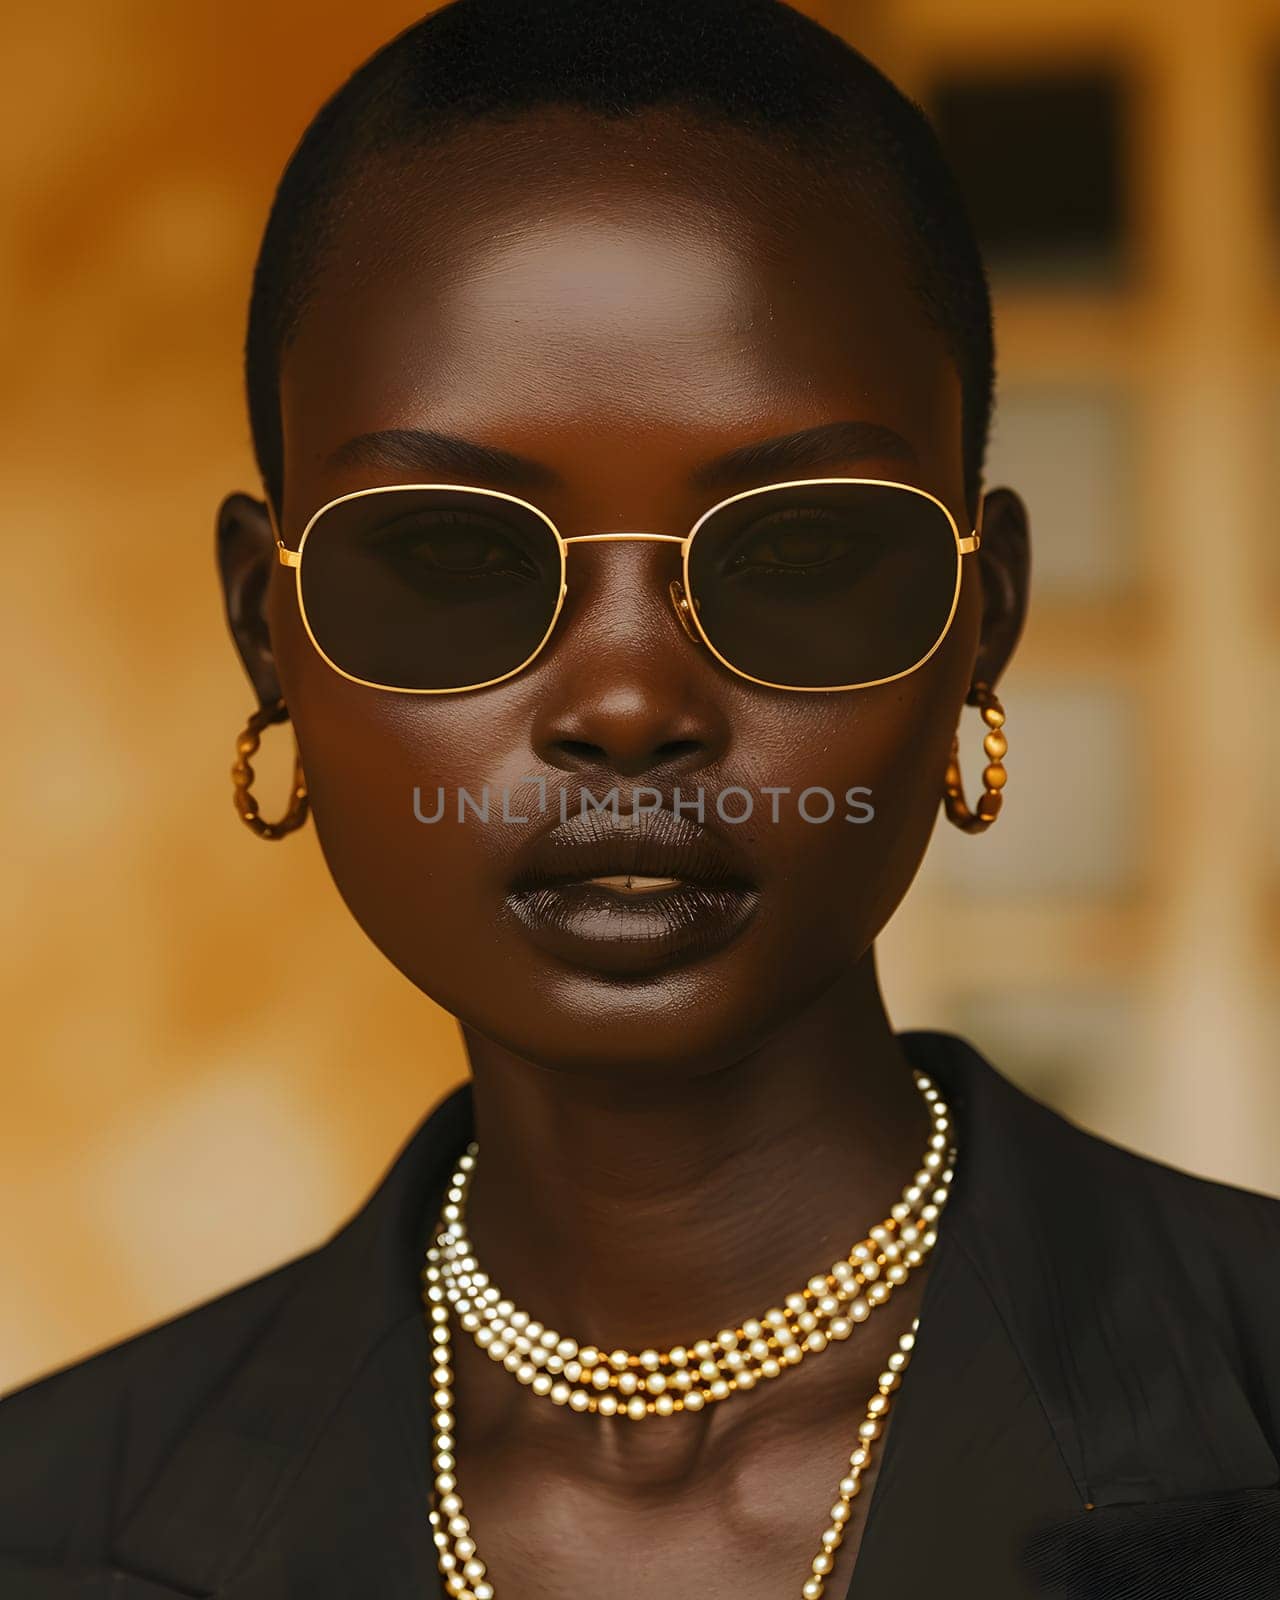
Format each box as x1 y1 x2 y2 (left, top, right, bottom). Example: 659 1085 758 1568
582 873 684 894
503 803 760 975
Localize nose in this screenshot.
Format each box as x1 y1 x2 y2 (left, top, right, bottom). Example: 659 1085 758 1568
529 542 731 781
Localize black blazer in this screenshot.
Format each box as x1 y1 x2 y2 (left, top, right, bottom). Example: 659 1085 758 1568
2 1031 1278 1599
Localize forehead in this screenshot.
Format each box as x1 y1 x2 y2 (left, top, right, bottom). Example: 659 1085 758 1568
278 108 962 524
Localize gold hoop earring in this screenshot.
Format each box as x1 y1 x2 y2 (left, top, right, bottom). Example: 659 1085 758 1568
942 680 1007 834
231 697 309 840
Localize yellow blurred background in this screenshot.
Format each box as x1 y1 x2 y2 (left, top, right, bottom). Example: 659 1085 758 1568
3 0 1278 1395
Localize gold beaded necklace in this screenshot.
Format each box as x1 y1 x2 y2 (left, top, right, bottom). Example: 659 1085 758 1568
420 1070 956 1598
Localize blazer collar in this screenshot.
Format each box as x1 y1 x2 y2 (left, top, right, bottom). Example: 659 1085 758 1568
106 1031 1277 1597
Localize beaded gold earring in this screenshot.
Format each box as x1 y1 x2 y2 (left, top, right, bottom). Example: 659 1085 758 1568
942 680 1007 833
231 697 309 840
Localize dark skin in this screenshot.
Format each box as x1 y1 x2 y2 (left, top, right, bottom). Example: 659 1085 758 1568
218 107 1028 1598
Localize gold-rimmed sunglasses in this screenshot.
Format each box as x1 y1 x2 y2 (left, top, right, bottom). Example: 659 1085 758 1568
269 476 982 695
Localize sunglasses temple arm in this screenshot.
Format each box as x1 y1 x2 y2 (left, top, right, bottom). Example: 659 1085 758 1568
261 493 301 567
956 490 984 555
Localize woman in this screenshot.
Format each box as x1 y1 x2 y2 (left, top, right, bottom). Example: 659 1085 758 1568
2 1 1277 1595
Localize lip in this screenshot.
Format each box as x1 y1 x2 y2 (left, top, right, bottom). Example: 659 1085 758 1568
504 803 760 975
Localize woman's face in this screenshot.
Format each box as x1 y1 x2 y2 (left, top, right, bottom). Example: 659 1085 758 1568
227 108 1026 1079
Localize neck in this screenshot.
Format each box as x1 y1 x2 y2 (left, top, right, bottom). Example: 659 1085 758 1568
457 951 929 1351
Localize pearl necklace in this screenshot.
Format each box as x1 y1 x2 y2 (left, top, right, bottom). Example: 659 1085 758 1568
429 1070 952 1420
420 1070 956 1599
424 1303 924 1600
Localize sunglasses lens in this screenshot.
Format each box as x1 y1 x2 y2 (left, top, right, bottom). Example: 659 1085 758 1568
298 487 563 691
686 481 961 689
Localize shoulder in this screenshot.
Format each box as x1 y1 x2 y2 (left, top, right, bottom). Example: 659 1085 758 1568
919 1028 1280 1369
0 1248 313 1561
912 1028 1280 1487
0 1084 469 1576
919 1025 1280 1242
1004 1050 1280 1279
1083 1123 1280 1345
1033 1099 1280 1475
996 1055 1280 1378
1102 1131 1280 1333
1034 1076 1280 1254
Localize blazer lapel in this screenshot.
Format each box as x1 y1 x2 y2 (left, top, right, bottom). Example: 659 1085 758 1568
207 1316 449 1599
847 1220 1083 1597
108 1085 474 1599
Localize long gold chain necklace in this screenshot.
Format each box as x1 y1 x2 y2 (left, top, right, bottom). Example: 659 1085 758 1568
420 1069 955 1598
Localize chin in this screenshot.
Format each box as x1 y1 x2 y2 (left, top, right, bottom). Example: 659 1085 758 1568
439 927 848 1082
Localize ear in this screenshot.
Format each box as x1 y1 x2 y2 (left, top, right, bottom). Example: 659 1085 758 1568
216 491 282 708
971 486 1030 689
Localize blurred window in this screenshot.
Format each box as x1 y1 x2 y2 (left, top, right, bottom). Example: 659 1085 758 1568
928 66 1128 284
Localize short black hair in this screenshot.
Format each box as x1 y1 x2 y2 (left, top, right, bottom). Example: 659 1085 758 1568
246 0 994 522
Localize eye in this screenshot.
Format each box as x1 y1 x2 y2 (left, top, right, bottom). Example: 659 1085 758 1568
722 508 883 578
369 510 541 583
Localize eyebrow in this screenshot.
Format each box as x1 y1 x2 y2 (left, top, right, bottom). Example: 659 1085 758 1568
325 429 561 490
690 420 918 491
324 418 918 493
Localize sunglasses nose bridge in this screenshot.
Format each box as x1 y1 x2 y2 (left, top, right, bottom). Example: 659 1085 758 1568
667 578 702 643
560 532 704 651
563 531 694 617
